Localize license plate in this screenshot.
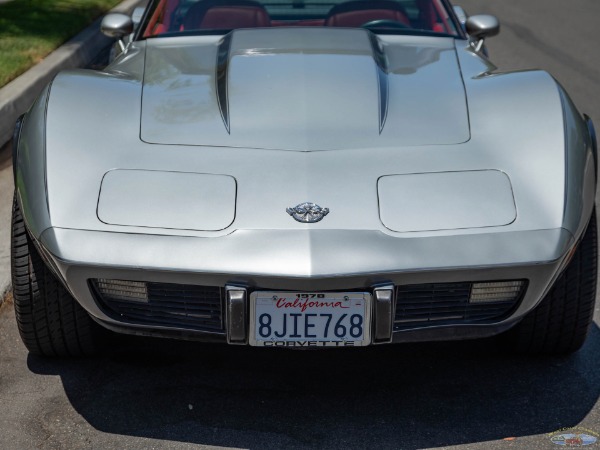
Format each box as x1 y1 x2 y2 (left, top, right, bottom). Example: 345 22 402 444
249 292 371 347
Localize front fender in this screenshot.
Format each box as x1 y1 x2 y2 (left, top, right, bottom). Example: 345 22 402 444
584 114 598 180
558 83 597 243
15 83 53 239
12 114 25 183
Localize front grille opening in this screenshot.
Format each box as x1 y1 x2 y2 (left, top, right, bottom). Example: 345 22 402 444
394 280 527 331
90 279 224 332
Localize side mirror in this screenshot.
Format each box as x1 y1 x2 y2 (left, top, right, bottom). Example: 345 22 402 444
101 13 134 38
101 13 134 52
465 15 500 52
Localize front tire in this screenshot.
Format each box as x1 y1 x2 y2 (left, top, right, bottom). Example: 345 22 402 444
506 209 598 355
11 193 103 357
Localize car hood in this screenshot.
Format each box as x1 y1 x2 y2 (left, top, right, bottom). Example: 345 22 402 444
38 35 569 239
140 28 470 151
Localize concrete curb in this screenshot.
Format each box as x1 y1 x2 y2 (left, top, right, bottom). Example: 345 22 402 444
0 0 146 307
0 0 145 148
0 151 11 305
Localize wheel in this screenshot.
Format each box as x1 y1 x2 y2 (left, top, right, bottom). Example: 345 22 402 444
506 209 598 355
11 193 104 357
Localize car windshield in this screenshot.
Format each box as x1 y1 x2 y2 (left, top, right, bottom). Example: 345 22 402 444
139 0 461 38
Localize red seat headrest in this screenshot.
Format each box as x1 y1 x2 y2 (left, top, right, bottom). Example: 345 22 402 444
184 0 271 30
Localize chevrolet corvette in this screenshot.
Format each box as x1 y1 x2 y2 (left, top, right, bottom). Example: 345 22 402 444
11 0 598 356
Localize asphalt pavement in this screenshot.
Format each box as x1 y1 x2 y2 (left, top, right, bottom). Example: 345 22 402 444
0 0 599 449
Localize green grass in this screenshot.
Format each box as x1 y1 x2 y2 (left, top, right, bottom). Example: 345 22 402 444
0 0 122 87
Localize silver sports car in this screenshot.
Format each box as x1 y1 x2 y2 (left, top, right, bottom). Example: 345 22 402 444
11 0 598 356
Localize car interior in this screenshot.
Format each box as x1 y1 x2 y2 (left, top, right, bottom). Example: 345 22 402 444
142 0 458 37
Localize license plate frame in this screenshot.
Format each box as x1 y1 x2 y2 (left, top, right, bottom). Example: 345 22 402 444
249 291 372 347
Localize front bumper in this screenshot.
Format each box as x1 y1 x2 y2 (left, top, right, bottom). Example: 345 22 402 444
39 226 574 345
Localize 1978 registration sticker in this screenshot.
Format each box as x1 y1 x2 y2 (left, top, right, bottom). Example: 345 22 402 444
249 292 371 347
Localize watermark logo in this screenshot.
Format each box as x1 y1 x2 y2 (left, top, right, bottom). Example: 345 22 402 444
549 427 598 447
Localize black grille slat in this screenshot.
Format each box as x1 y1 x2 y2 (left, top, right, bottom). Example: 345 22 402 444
92 280 224 332
394 282 525 331
113 303 218 315
399 302 515 313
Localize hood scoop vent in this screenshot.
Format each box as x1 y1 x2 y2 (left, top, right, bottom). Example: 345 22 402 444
141 28 470 150
216 32 232 134
368 32 389 134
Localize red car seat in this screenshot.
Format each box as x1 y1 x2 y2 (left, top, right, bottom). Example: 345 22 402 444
325 0 410 27
183 0 271 30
